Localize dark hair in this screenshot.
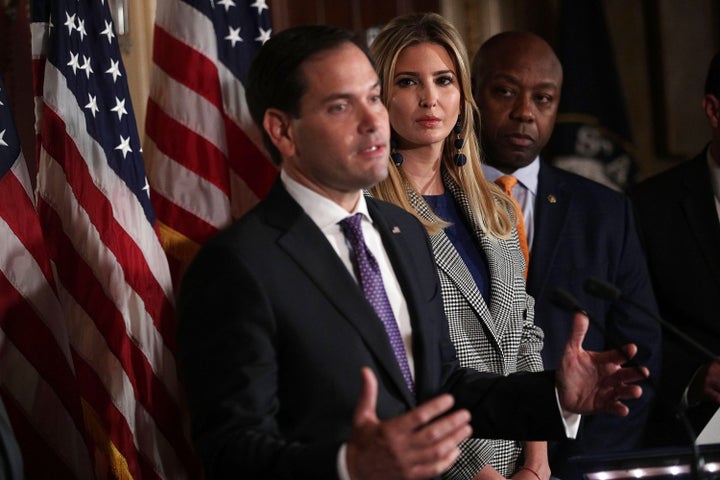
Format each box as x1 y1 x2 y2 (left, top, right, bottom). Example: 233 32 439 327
705 51 720 97
246 25 370 165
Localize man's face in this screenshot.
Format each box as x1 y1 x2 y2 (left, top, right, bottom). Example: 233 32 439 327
280 43 390 206
474 39 562 173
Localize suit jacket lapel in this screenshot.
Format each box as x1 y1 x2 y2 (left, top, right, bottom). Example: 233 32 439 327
680 156 720 291
528 163 571 297
266 181 416 406
405 174 503 345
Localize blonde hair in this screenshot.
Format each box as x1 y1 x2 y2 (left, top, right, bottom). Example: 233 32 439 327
369 13 514 238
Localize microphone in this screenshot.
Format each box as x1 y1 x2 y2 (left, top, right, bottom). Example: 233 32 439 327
549 287 640 367
584 276 717 364
548 288 585 314
583 276 715 480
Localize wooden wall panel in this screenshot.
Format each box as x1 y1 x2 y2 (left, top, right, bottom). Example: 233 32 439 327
269 0 440 33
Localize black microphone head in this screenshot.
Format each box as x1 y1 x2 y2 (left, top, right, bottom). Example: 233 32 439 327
549 288 584 313
584 277 622 301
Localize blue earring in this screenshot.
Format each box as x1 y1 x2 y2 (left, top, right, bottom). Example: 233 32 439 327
453 115 467 166
391 139 404 166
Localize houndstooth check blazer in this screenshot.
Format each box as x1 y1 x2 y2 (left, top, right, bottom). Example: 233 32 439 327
407 170 545 480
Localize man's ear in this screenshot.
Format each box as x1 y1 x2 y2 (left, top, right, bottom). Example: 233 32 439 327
703 94 720 129
263 108 296 158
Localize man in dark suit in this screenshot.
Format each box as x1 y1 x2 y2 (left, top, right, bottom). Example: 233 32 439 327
177 25 648 480
629 51 720 447
472 31 662 478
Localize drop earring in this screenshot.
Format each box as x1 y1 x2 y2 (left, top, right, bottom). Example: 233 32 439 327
453 115 467 166
390 139 404 167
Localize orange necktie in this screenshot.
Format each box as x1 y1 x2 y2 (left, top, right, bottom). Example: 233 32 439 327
495 175 529 278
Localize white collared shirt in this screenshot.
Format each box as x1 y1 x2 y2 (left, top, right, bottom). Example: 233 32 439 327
482 157 540 248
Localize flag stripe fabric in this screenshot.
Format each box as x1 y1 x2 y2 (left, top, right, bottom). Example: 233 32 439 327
145 100 231 196
39 103 177 351
0 70 94 478
151 26 224 111
1 391 81 479
146 0 277 289
144 135 231 234
29 0 197 477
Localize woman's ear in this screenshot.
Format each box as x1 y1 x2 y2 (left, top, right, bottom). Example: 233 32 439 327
263 108 296 158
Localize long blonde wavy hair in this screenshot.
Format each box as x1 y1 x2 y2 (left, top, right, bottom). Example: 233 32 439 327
369 13 515 238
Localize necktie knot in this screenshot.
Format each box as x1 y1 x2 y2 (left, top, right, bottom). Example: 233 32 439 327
495 175 518 195
338 213 364 248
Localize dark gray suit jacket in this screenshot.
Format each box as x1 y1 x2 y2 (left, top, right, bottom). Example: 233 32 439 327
630 149 720 446
177 179 566 479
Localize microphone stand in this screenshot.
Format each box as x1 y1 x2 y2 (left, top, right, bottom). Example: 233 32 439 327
583 277 720 480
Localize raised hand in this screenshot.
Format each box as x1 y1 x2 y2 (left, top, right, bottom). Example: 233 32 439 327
346 367 472 480
557 312 648 415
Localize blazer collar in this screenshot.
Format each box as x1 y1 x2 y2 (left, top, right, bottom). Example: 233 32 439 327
405 171 521 344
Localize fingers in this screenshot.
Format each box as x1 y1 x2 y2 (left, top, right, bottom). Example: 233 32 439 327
348 369 471 480
566 312 589 351
353 367 379 427
613 364 649 384
605 400 630 417
398 406 472 478
590 343 641 371
409 406 472 450
396 393 457 430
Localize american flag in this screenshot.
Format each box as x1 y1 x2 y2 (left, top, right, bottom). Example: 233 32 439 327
30 0 197 478
0 74 93 478
145 0 277 289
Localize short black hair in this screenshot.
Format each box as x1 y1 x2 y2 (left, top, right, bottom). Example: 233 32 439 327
705 51 720 97
246 25 370 165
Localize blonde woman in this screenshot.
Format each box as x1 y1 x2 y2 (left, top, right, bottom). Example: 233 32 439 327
370 13 549 480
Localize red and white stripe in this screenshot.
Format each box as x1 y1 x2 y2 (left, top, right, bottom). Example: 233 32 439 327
0 118 95 478
145 0 277 287
28 13 197 479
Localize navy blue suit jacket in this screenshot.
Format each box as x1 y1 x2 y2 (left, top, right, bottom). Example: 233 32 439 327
629 149 720 446
527 162 661 478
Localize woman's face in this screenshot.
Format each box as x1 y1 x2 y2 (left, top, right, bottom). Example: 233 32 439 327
388 42 462 151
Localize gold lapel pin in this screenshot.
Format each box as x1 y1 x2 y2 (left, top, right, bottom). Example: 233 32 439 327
547 195 557 204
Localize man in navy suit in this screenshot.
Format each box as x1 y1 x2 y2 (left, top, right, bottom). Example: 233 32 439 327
629 51 720 447
472 31 661 479
177 25 648 480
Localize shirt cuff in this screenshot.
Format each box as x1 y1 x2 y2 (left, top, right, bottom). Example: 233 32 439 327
556 387 581 438
337 443 352 480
